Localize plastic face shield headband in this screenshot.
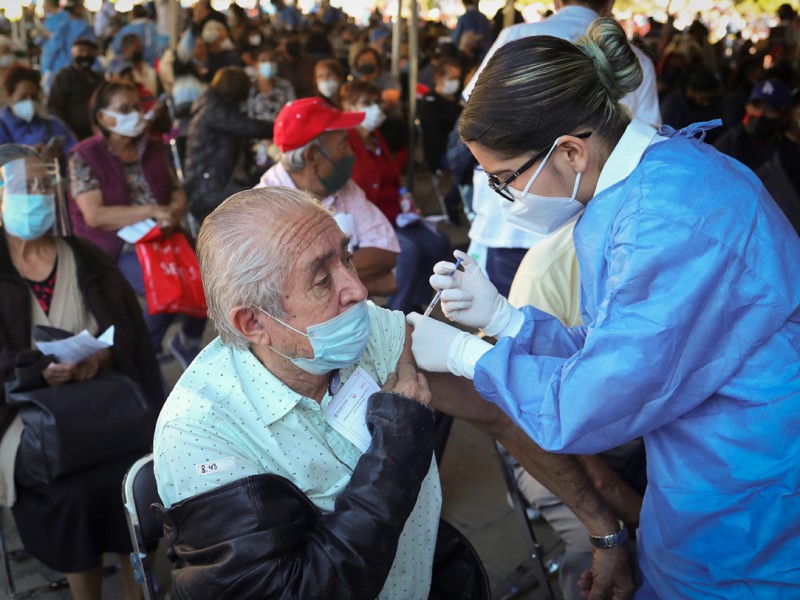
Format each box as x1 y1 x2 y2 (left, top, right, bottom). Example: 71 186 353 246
0 158 58 196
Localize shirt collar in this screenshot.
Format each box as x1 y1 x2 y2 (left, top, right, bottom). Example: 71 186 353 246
234 344 326 425
594 118 660 196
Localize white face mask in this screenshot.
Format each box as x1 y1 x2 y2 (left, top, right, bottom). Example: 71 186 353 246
501 137 584 236
360 103 385 132
441 78 460 96
12 99 36 122
317 79 340 99
101 109 146 138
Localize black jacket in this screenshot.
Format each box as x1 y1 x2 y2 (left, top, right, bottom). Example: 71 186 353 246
184 89 274 222
46 65 104 140
154 392 489 600
0 233 164 437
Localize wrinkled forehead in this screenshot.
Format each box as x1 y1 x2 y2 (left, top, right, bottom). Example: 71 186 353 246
1 158 57 194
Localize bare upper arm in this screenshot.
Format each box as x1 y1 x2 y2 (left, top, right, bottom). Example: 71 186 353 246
74 189 106 227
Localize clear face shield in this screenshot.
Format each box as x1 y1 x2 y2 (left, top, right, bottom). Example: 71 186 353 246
0 157 71 240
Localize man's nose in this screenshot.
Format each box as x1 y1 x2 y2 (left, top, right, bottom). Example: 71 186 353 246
340 269 368 306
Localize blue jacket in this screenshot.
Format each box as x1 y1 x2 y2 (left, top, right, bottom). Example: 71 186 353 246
41 15 95 88
474 125 800 597
0 107 76 172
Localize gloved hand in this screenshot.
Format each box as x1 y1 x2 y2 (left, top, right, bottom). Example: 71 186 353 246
406 313 493 379
430 250 523 337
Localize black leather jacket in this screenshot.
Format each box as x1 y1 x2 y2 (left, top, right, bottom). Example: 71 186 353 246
154 392 489 599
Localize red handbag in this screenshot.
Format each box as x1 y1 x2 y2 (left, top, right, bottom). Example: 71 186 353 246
135 227 207 318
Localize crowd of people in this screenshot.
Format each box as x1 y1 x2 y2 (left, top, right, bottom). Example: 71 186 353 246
0 0 798 598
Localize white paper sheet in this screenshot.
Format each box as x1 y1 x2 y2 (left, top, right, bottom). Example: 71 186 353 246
324 366 380 452
35 325 115 364
117 219 157 243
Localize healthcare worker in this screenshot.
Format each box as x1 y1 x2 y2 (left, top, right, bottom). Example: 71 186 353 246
407 18 800 599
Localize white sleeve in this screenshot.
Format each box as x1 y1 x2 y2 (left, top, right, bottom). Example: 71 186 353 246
622 45 662 127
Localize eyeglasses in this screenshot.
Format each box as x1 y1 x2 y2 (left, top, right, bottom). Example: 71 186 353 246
487 131 592 201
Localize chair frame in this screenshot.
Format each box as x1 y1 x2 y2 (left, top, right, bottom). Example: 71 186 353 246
121 453 160 600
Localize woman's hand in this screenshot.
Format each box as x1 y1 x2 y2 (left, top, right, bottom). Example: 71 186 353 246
73 348 111 381
42 362 75 387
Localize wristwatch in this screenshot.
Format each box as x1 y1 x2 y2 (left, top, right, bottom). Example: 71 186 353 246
588 520 629 549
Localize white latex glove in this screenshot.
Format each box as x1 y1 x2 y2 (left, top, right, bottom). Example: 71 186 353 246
429 250 524 338
406 312 493 379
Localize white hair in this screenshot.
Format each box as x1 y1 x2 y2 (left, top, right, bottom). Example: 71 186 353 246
196 186 331 349
280 139 317 172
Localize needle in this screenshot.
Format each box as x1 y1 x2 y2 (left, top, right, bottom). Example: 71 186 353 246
423 256 464 317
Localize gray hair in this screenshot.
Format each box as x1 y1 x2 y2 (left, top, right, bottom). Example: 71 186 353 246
196 186 332 349
280 138 322 172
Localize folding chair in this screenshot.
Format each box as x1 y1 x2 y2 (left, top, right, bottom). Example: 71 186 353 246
121 454 163 600
493 443 564 600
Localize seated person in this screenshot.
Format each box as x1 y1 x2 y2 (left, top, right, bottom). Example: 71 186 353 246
0 65 76 172
152 186 488 599
715 78 792 172
341 81 450 313
258 97 400 297
247 44 296 124
419 57 463 175
314 58 345 108
0 144 163 600
105 57 156 114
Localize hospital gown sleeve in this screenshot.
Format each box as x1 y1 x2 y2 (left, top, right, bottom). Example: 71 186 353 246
474 210 794 454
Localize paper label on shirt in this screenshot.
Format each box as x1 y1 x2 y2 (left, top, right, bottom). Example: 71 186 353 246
324 366 380 452
117 218 157 243
34 325 115 364
195 457 236 476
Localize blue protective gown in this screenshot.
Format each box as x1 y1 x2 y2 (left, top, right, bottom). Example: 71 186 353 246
474 123 800 598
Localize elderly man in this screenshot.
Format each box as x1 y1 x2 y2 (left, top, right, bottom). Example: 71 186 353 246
152 187 488 599
259 97 400 296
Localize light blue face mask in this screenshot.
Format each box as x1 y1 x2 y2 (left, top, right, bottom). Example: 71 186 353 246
260 301 371 375
1 193 56 240
258 61 278 80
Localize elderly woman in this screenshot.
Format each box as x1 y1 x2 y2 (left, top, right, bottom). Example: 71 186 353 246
68 81 206 368
0 144 162 600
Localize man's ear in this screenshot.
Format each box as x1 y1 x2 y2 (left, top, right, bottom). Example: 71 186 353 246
229 306 271 348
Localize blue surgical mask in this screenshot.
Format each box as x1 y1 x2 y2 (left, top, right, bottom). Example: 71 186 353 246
258 61 278 80
260 301 371 375
1 193 56 240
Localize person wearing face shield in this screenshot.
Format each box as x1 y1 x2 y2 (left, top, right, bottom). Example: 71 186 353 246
0 144 163 600
407 18 800 598
342 81 450 314
258 97 401 297
46 37 103 141
68 81 207 368
715 78 793 172
151 186 489 600
0 66 76 173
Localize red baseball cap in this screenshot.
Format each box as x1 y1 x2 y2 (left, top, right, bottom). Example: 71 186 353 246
274 98 365 152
